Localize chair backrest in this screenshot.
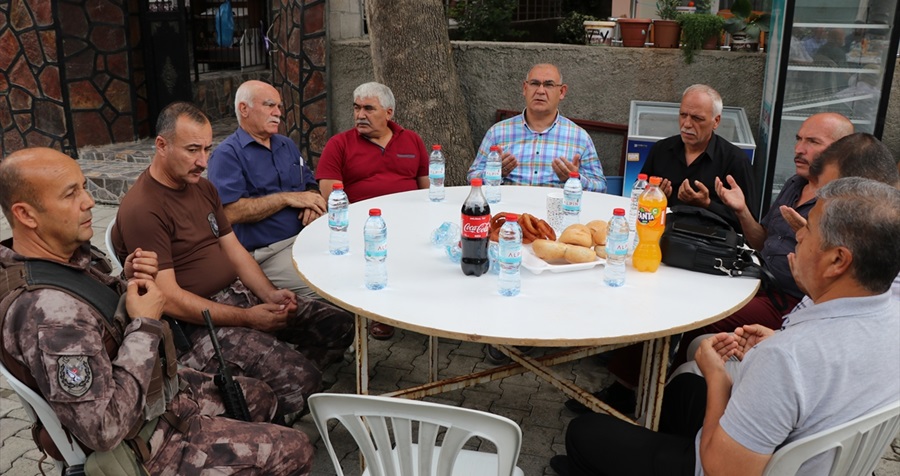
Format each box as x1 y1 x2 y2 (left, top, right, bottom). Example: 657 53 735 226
763 401 900 476
0 361 87 468
105 215 122 270
309 393 522 476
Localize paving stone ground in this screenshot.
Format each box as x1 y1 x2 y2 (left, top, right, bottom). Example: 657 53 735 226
2 207 898 476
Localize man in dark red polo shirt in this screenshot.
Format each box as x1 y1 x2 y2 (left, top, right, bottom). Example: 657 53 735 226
315 81 430 340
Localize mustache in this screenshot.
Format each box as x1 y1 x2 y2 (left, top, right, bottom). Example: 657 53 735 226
190 166 206 174
356 119 371 126
680 128 695 135
267 118 280 125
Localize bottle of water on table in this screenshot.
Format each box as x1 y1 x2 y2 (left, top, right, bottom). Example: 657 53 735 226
484 145 502 204
627 173 648 255
327 182 349 255
429 145 445 202
604 208 629 287
364 208 387 290
498 213 522 296
561 171 582 229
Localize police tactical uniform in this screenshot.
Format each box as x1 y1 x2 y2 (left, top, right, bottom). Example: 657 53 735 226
0 241 313 475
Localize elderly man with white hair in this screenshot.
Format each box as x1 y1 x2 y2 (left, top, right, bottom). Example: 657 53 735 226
314 81 430 340
209 80 324 299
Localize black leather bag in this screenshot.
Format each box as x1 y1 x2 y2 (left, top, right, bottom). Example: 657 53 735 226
660 206 749 276
659 206 790 310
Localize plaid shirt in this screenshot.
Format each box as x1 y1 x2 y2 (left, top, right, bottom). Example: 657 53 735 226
467 111 606 192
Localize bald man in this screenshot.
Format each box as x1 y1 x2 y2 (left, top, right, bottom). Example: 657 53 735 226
208 80 325 299
0 148 313 474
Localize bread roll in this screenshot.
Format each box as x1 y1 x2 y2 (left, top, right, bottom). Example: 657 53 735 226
565 245 597 264
559 224 593 248
586 220 608 245
594 244 608 259
532 239 567 261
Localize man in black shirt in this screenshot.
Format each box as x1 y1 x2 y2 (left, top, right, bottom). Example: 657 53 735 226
641 84 756 232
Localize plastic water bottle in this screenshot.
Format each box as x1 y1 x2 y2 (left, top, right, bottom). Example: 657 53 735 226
364 208 388 290
484 145 502 204
627 173 648 255
446 241 462 263
497 213 522 296
604 208 629 287
327 183 349 255
430 221 460 247
429 145 445 202
561 171 583 229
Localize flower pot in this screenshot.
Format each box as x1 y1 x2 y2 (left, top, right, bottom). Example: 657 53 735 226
730 33 759 52
618 18 652 47
702 33 719 50
653 19 681 48
583 20 616 46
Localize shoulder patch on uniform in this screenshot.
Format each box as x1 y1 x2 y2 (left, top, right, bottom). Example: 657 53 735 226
207 212 220 237
57 356 92 396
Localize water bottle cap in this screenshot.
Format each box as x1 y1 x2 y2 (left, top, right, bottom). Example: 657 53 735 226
505 213 518 221
613 208 626 216
333 182 344 190
489 145 501 152
369 208 381 216
471 178 483 186
432 144 442 150
649 176 662 185
569 171 579 178
637 174 648 180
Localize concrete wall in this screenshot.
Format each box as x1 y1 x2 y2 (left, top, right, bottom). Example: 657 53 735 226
330 41 900 174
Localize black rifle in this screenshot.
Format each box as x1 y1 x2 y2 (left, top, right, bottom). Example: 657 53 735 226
202 309 252 421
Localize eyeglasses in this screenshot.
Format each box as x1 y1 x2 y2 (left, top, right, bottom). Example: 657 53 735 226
525 80 562 90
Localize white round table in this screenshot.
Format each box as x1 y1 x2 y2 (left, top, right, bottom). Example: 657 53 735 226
293 185 759 428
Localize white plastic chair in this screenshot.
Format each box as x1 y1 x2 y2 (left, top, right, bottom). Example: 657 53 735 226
104 215 122 270
763 400 900 476
309 393 524 476
0 361 87 470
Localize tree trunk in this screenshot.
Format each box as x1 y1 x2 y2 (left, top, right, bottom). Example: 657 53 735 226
365 0 474 186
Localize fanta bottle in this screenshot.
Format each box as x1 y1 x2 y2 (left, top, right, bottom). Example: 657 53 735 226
633 176 667 272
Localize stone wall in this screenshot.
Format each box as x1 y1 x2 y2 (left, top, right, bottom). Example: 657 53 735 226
193 69 273 120
1 0 70 155
330 40 767 176
331 40 900 174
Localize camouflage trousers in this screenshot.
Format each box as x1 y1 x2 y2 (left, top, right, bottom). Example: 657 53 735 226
177 279 354 420
145 367 313 475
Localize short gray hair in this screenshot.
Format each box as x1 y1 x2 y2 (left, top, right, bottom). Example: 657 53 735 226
353 82 395 111
683 84 723 117
816 177 900 294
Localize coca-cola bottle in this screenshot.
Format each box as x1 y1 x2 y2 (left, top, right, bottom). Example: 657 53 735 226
461 178 491 276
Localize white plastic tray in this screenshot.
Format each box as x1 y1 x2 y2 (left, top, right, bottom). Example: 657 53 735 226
520 244 605 275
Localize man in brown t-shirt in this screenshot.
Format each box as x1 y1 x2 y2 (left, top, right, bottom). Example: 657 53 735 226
113 102 354 423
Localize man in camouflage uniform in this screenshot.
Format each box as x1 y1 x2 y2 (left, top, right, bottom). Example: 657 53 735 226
112 102 354 423
0 148 313 474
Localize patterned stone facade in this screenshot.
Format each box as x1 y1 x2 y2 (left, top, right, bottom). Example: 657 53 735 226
270 0 328 169
1 0 325 159
0 0 71 155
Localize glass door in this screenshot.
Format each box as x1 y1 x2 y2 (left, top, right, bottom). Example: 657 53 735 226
757 0 900 211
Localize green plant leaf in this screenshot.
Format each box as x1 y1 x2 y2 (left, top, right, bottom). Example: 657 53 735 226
731 0 752 19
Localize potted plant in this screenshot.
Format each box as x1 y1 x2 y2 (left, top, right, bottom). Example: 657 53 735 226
677 12 725 63
723 0 770 52
654 0 682 48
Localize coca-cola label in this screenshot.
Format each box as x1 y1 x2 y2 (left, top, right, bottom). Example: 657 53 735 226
461 214 491 238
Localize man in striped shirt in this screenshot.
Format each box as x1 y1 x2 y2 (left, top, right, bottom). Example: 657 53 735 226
467 63 606 193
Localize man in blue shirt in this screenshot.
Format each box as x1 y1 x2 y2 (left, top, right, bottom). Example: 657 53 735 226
209 80 325 299
466 63 606 193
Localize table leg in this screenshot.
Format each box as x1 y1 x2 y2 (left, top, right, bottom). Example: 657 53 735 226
428 336 439 382
355 314 369 395
636 336 670 431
